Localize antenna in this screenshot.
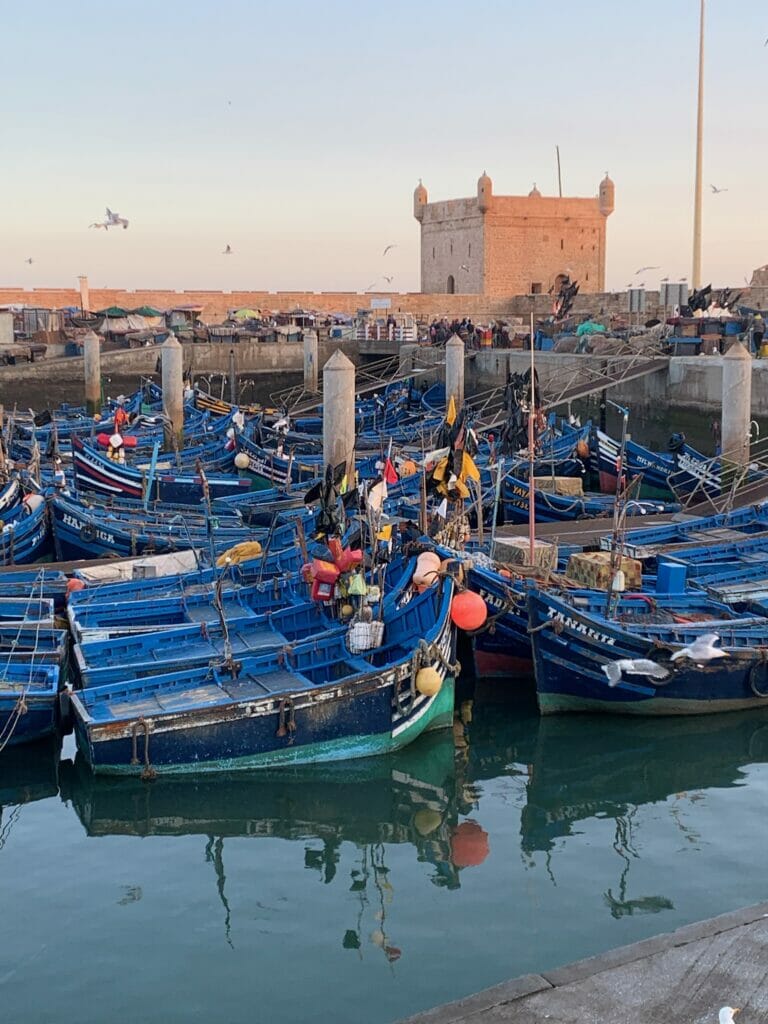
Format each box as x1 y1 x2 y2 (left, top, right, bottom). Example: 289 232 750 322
556 145 563 198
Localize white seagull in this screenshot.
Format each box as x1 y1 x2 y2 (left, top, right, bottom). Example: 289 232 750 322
710 184 728 194
602 659 670 687
382 244 397 256
635 265 660 275
24 257 34 265
222 244 233 255
670 633 728 664
90 208 129 230
719 1009 740 1024
459 264 470 272
383 275 393 284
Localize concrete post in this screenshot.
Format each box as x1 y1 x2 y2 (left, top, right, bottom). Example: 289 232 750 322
161 334 185 449
78 275 90 313
445 334 465 413
323 349 355 479
229 349 237 405
83 330 101 417
721 341 752 469
304 330 319 392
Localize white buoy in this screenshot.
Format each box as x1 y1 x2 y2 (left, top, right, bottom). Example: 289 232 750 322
161 335 184 449
445 334 465 413
304 330 319 392
83 329 101 417
721 340 751 469
323 349 355 479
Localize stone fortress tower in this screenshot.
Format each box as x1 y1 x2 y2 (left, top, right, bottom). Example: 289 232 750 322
414 171 614 296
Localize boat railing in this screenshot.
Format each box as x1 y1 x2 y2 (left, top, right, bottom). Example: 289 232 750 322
671 432 768 513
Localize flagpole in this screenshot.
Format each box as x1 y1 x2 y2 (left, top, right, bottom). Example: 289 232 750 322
528 312 536 564
692 0 705 288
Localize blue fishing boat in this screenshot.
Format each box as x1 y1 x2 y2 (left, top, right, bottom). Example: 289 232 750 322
71 435 253 503
501 473 677 524
527 586 768 716
0 502 51 566
0 661 63 746
71 579 456 775
592 429 720 498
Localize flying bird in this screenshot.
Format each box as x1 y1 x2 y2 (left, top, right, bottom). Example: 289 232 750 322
670 633 728 664
710 184 728 194
90 208 129 230
602 659 670 687
222 245 233 255
24 257 34 265
635 266 660 275
382 244 397 256
382 275 393 284
719 1009 741 1024
459 264 470 272
364 281 377 292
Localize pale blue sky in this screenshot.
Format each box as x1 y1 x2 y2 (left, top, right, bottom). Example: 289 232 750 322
1 0 765 293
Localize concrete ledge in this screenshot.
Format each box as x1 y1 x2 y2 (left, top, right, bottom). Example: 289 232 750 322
399 901 768 1023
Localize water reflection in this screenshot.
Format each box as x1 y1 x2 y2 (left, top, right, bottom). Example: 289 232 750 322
0 736 61 851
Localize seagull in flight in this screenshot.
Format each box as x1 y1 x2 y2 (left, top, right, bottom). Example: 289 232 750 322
364 281 377 291
710 184 728 194
382 275 393 284
602 658 670 687
24 257 34 265
670 633 728 664
382 244 397 256
635 266 660 275
222 244 233 255
459 264 470 272
90 208 129 230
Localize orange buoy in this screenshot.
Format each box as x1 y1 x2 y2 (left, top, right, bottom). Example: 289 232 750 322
450 820 490 868
450 590 488 631
66 579 85 596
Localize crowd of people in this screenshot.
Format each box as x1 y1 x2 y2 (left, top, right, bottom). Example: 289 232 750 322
426 318 516 348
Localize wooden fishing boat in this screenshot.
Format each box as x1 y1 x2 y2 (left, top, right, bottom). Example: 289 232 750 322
501 473 678 524
71 435 253 503
592 429 720 498
0 501 51 566
71 579 456 775
527 586 768 716
0 661 63 746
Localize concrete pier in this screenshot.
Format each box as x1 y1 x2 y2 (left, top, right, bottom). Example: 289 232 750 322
323 349 355 478
83 330 101 416
445 334 465 412
400 902 768 1024
304 330 319 392
721 341 752 468
161 335 184 448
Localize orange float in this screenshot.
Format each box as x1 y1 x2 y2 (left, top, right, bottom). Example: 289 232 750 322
450 820 490 868
450 590 488 631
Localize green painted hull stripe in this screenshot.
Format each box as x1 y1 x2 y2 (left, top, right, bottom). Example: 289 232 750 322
92 677 455 775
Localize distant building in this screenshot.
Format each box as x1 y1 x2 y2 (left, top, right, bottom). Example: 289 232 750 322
413 171 615 297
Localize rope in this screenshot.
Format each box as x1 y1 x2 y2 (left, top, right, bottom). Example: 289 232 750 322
527 618 564 637
749 650 768 698
417 638 461 676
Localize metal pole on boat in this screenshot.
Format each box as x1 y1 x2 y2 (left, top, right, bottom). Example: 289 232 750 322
83 329 101 417
692 0 705 288
228 349 237 406
304 330 319 393
323 349 356 481
721 339 752 475
445 334 465 414
528 313 536 564
161 334 185 450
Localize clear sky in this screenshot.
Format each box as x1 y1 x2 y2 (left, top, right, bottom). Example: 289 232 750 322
1 0 765 294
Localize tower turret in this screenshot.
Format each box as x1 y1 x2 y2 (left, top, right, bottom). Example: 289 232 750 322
599 172 615 216
477 171 492 213
528 183 542 198
413 179 428 221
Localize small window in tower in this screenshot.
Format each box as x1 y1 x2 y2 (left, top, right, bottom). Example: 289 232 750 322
560 239 564 250
468 243 471 257
450 241 453 255
432 247 435 260
586 272 590 281
592 245 596 251
531 282 542 294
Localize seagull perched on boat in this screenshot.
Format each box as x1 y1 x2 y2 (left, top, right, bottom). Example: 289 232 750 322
222 245 233 255
719 1009 741 1024
602 659 670 687
710 184 728 194
382 244 397 256
670 633 728 664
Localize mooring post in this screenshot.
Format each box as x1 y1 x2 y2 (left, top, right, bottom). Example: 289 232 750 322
721 340 752 473
83 329 101 417
323 349 355 480
445 334 465 414
229 349 237 406
162 334 185 449
304 330 319 392
78 275 90 314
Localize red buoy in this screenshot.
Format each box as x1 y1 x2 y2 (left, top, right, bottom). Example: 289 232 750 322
450 590 488 631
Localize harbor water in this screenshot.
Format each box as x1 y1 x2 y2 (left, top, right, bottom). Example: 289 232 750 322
2 694 767 1023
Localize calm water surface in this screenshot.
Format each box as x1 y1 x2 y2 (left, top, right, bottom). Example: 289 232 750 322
2 695 767 1023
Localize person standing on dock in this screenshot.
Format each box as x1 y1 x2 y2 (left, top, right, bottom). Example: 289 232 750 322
752 313 764 355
